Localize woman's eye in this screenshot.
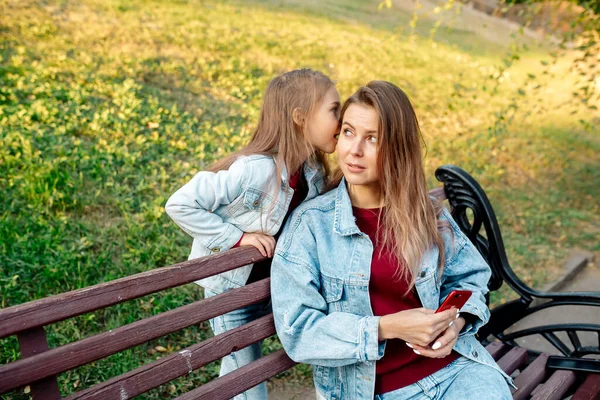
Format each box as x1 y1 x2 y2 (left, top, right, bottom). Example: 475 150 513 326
343 129 353 136
368 136 377 143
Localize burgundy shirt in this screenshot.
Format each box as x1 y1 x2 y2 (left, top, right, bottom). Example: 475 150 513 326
352 206 459 395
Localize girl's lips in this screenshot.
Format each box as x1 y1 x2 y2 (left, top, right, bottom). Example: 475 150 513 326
346 163 366 173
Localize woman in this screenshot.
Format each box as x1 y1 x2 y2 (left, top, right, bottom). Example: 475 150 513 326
270 81 513 399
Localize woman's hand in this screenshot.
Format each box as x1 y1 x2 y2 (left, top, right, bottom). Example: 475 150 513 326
408 316 466 358
239 233 276 258
378 307 458 347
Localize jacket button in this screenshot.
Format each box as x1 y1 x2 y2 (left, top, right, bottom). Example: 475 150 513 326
472 350 479 357
253 200 260 207
211 247 221 253
419 271 426 278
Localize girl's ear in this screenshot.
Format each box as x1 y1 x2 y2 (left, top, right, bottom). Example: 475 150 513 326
292 107 305 127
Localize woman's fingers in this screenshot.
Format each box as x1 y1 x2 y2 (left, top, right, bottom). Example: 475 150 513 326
434 308 459 328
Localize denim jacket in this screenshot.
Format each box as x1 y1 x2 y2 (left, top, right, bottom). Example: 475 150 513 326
165 154 326 294
271 179 512 400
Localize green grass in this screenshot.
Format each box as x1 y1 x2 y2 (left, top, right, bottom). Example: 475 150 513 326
1 0 599 397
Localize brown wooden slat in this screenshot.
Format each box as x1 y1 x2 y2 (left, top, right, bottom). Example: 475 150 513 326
485 341 509 360
65 314 277 400
572 373 600 400
531 370 577 400
175 349 297 400
17 327 61 400
0 279 270 394
496 347 528 375
512 354 549 400
0 246 264 339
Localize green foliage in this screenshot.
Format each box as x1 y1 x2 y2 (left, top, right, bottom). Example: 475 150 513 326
1 0 599 397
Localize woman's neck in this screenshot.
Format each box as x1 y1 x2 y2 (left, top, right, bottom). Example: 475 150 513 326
347 183 383 209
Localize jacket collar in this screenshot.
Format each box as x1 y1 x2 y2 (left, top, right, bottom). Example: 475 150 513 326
280 157 326 196
333 178 362 236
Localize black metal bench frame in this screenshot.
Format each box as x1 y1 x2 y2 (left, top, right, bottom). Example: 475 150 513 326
436 165 600 399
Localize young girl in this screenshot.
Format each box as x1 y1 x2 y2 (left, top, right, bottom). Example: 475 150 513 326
271 81 513 400
164 69 340 400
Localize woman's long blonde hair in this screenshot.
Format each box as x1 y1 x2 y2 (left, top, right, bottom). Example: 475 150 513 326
209 69 334 187
334 81 446 291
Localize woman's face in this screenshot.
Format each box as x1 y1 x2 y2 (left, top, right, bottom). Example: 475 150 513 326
337 103 380 188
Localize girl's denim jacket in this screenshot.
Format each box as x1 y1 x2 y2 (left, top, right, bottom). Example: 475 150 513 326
165 154 325 294
271 179 513 400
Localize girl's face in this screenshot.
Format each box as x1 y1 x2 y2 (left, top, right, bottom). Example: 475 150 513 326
337 103 380 188
305 86 341 154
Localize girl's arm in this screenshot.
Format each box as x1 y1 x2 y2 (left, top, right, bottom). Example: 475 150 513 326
271 217 385 367
165 157 249 252
438 208 492 336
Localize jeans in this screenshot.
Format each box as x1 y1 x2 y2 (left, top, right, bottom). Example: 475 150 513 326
205 288 272 400
374 356 512 400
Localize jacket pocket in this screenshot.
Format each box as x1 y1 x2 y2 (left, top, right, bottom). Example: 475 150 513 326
243 188 264 210
321 275 344 312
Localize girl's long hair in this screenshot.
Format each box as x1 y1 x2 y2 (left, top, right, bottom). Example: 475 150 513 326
333 81 446 291
209 69 334 187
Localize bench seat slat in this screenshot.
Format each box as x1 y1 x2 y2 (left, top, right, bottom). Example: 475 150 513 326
0 247 264 339
175 349 297 400
512 354 549 400
531 370 577 400
0 279 270 394
485 341 510 360
65 314 277 400
572 373 600 400
496 347 528 375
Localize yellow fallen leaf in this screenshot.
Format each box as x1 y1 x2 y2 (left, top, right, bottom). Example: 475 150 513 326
24 386 30 394
155 345 168 353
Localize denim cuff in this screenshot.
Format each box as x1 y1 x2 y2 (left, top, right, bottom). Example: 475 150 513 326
206 223 244 253
458 302 488 336
359 316 385 362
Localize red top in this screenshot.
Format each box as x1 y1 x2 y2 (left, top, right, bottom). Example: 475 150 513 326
352 206 459 395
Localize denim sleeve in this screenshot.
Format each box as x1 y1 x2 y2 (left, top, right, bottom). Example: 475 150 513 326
164 157 248 250
271 221 385 367
439 210 492 337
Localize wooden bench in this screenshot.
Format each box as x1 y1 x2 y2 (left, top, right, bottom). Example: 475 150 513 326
1 165 598 399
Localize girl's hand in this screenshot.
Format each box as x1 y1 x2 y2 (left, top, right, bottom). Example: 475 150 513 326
407 316 466 358
239 233 276 258
379 307 458 346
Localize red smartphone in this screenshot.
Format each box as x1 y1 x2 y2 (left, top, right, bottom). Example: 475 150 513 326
436 290 472 313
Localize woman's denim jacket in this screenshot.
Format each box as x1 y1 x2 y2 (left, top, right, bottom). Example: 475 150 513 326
271 179 513 400
165 154 325 294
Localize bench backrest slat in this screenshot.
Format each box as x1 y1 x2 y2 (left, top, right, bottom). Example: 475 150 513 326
65 313 277 400
0 279 271 394
175 349 297 400
0 247 264 339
